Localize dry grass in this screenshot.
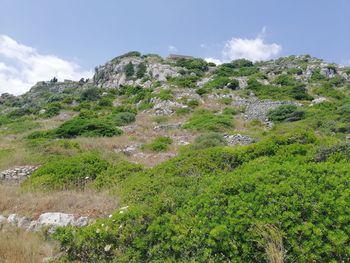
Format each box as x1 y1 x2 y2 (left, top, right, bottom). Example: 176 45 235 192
0 184 118 219
255 224 286 263
0 224 57 263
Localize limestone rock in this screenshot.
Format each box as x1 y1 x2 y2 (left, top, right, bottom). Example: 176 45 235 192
38 212 75 228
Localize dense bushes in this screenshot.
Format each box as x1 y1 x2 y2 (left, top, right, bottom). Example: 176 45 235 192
247 78 313 101
183 110 234 132
52 132 350 262
203 77 239 90
22 152 109 191
267 105 305 123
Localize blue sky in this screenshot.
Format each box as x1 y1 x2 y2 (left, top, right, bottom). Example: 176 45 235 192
0 0 349 94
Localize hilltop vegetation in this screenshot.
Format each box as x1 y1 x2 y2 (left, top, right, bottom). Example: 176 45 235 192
1 52 350 262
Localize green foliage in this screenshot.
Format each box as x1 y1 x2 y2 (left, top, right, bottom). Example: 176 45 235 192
183 110 234 132
142 136 173 152
222 107 238 115
169 75 199 88
108 112 136 126
156 89 173 101
268 105 305 123
191 132 227 150
311 69 326 81
54 132 350 263
81 87 101 101
98 97 113 107
175 58 209 75
43 103 61 118
124 62 135 78
204 77 239 90
136 63 147 79
92 161 144 191
247 78 313 101
22 152 109 191
186 99 200 108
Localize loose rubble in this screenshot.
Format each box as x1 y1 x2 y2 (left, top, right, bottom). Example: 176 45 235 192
224 134 255 146
0 165 39 181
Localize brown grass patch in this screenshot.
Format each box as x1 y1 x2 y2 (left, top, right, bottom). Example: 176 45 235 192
0 224 57 263
0 184 118 219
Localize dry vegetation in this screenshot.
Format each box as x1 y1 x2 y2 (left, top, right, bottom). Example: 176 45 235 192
0 224 58 263
0 184 118 218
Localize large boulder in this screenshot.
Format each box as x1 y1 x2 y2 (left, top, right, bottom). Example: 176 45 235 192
38 212 75 228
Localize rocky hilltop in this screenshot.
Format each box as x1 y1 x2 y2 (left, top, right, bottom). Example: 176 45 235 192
1 52 350 262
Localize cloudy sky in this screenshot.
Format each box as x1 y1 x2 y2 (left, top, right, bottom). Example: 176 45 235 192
0 0 349 95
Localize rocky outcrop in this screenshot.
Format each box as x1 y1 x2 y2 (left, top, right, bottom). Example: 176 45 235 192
93 55 182 88
0 165 39 181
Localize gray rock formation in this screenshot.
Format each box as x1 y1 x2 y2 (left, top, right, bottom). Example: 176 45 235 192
224 134 255 146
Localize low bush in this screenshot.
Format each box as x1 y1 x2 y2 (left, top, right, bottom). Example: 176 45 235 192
267 105 305 123
183 110 234 132
191 132 227 150
142 136 173 152
81 87 101 101
108 112 136 126
22 152 110 191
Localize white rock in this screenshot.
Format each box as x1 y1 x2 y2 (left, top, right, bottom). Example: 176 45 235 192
38 212 75 227
7 214 19 226
17 217 32 229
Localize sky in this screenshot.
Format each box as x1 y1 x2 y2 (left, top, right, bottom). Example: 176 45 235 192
0 0 349 95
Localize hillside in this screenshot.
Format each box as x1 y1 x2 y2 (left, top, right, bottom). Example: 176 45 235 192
1 52 350 262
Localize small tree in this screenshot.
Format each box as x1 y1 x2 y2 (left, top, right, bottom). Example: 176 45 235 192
124 62 135 78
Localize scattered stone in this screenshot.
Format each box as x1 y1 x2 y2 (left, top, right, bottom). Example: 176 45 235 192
224 134 255 146
17 216 32 229
311 97 328 105
0 165 39 182
7 214 19 225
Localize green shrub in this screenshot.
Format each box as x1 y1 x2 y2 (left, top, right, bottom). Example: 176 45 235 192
187 99 199 108
267 105 305 123
169 75 199 88
175 58 209 75
98 97 113 107
157 89 173 101
175 107 191 116
43 103 61 118
203 77 239 90
136 63 147 79
22 152 109 191
142 136 173 152
222 107 238 115
191 132 227 150
81 87 101 101
108 112 136 126
183 110 234 132
124 62 135 78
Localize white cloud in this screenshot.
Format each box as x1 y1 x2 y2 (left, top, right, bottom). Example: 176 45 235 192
205 28 282 64
168 45 178 53
0 35 92 95
204 57 222 65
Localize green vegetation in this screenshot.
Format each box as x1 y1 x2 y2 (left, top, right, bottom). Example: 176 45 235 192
136 63 147 79
183 110 234 132
267 105 305 123
22 152 109 191
142 136 173 152
191 132 227 150
203 77 239 90
124 62 135 78
247 78 313 100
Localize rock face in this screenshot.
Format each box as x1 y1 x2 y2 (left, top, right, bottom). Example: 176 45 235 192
0 165 39 181
93 54 182 88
